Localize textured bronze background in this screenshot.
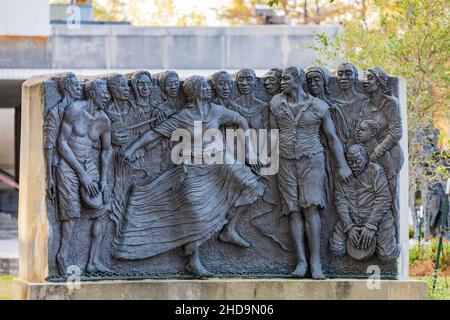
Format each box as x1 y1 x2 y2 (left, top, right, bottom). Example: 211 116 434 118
43 65 403 281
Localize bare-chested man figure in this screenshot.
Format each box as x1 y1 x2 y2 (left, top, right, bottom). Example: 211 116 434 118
44 72 82 200
56 78 113 275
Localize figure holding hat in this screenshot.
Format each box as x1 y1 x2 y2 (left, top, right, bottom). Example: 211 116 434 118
330 144 400 262
56 78 113 275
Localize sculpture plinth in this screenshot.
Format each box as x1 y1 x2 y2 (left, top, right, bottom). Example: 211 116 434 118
13 278 427 300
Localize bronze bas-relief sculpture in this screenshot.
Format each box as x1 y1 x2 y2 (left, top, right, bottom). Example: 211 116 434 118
43 65 404 280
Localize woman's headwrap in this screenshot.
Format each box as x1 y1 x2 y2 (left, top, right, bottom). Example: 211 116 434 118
235 68 256 80
263 68 282 80
306 66 331 97
368 67 391 95
158 70 179 95
209 70 231 88
337 62 359 80
183 75 205 103
131 70 153 105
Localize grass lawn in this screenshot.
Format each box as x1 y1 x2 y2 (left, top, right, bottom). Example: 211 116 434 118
412 275 450 300
0 276 13 300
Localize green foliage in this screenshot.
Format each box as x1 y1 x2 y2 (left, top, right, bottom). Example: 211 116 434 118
268 0 335 5
93 0 129 22
409 238 450 269
222 0 367 25
92 0 206 26
0 275 13 300
307 0 450 183
218 0 262 25
413 276 450 300
409 225 415 239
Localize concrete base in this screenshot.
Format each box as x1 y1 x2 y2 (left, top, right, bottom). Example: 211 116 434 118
13 278 428 300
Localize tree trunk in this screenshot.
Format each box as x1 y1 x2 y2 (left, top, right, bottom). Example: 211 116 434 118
315 0 320 24
304 0 308 24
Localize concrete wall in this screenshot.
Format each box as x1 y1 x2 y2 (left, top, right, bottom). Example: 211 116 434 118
0 25 340 69
0 0 50 36
0 109 15 176
0 0 51 68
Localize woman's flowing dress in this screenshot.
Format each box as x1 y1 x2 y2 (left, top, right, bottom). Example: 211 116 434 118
112 103 265 260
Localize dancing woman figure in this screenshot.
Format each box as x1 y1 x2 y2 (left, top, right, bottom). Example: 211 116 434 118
114 75 264 277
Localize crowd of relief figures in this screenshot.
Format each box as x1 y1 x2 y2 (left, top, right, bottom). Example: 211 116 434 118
43 63 404 280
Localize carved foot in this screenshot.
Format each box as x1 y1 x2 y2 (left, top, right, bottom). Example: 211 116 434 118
186 261 213 278
290 262 308 278
311 263 326 280
85 261 113 274
219 227 250 248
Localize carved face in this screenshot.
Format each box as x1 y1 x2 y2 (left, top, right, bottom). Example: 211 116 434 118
280 70 298 94
346 150 368 176
355 121 374 144
337 65 356 90
198 80 212 101
112 76 130 100
264 71 281 95
236 71 255 95
66 76 82 100
137 74 152 98
91 82 111 109
364 71 379 93
213 74 232 99
164 75 180 98
306 71 324 97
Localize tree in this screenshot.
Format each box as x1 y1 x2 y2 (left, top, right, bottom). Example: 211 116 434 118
93 0 130 22
295 0 449 185
219 0 369 25
176 11 207 27
217 0 260 25
92 0 206 26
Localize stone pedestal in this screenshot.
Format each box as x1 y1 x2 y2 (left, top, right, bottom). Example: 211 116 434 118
13 278 427 300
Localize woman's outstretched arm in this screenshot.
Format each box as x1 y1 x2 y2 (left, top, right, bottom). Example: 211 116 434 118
121 130 162 161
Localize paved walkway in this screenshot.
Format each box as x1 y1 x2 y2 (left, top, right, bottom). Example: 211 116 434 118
0 239 18 259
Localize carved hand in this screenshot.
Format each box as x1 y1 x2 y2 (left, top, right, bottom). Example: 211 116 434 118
338 165 352 183
120 146 136 162
348 227 360 248
153 108 167 123
112 130 131 145
100 179 109 204
132 149 146 161
80 174 99 198
359 227 376 250
46 177 55 201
